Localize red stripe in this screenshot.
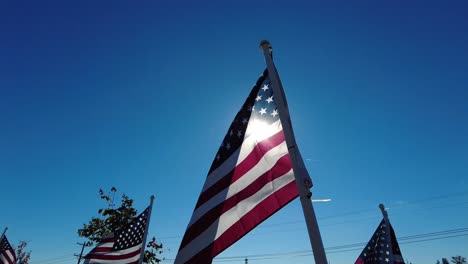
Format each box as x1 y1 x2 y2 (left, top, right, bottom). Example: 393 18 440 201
195 130 285 209
185 181 298 263
89 244 114 253
85 245 142 261
0 237 16 264
0 250 16 264
179 154 292 249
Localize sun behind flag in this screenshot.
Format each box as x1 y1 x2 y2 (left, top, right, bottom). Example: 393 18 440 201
174 69 307 263
0 235 16 264
83 206 151 264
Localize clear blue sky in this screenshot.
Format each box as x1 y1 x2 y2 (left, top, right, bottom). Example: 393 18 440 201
1 1 467 263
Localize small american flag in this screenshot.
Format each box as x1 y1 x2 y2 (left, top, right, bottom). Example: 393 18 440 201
84 207 150 264
175 69 304 263
0 235 16 264
355 219 405 264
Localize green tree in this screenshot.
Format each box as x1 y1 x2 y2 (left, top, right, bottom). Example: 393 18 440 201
443 258 450 264
15 241 31 264
451 256 467 264
78 188 163 264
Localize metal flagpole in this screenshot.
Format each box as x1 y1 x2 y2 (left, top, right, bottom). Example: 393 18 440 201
379 204 394 263
138 195 155 264
260 40 328 264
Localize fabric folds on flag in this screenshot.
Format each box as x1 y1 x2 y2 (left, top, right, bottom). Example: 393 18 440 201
0 235 16 264
355 219 405 264
84 206 150 264
175 69 303 263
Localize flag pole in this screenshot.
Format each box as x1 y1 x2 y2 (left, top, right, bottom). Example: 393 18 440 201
260 40 328 264
138 195 155 264
1 227 7 240
379 203 394 263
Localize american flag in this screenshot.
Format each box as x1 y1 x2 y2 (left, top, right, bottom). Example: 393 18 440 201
0 235 16 264
84 206 150 264
175 69 304 263
355 219 405 264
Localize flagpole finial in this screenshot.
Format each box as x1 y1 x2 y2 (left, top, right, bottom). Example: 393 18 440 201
1 227 7 239
259 40 272 52
379 203 385 212
260 40 273 59
379 203 388 218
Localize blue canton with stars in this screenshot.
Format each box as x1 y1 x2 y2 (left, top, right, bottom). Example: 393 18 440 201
208 69 280 174
357 220 396 264
113 207 150 251
0 236 13 252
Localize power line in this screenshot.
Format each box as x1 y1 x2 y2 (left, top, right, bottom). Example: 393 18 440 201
156 190 468 241
31 191 468 264
156 227 468 263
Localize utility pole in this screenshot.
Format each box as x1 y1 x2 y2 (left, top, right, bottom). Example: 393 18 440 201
75 242 90 264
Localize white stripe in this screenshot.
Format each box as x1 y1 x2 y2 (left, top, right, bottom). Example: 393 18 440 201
89 241 114 251
84 251 141 264
202 120 283 192
0 250 15 264
84 243 142 263
88 243 141 256
188 141 289 226
176 170 294 264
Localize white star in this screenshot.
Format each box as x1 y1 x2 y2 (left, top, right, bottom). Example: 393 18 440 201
271 109 278 117
237 130 243 137
259 108 267 115
255 95 262 102
386 251 390 255
262 84 269 91
242 118 248 124
216 153 220 160
266 96 273 103
229 130 234 137
226 143 231 150
385 258 389 262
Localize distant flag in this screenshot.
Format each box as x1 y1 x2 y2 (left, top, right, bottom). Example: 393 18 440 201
0 234 16 264
84 204 152 264
355 206 405 264
174 68 308 263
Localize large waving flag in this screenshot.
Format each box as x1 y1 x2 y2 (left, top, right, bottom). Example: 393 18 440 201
84 206 151 264
0 235 16 264
174 69 304 263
